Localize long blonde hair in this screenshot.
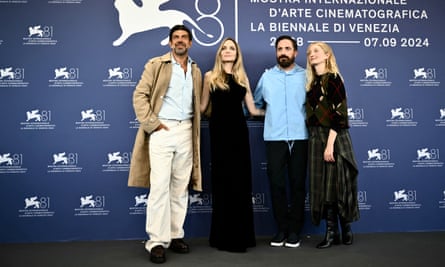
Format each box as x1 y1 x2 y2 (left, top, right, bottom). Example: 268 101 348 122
208 37 248 91
305 41 343 91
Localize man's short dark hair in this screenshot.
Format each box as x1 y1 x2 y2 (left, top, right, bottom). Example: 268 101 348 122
275 35 297 51
169 25 192 41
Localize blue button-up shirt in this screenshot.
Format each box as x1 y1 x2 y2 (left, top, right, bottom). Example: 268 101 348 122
158 55 193 121
254 64 308 141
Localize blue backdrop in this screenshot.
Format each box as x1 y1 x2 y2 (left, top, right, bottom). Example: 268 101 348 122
0 0 443 243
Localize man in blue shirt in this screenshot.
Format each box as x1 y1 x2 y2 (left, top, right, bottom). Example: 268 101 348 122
254 35 308 248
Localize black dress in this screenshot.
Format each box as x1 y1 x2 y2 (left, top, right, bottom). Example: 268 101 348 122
208 75 256 252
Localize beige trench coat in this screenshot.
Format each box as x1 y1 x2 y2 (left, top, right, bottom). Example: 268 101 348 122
128 52 203 191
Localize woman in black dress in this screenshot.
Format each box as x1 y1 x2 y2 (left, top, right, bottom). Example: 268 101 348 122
200 37 264 252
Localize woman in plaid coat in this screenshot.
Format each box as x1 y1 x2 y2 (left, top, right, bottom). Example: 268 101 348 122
305 42 360 249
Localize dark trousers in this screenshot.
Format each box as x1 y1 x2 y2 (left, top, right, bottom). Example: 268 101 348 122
265 140 308 235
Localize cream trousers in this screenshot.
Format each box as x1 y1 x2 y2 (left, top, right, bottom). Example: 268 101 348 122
145 119 192 252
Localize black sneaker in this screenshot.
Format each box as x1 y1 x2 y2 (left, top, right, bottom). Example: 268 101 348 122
270 232 286 247
285 233 301 248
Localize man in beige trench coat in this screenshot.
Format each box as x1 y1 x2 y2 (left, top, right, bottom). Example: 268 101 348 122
128 25 202 264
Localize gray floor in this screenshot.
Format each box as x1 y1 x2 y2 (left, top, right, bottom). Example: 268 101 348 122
1 232 444 267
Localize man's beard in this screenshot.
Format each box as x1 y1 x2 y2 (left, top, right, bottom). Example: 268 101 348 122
173 43 188 56
277 55 295 68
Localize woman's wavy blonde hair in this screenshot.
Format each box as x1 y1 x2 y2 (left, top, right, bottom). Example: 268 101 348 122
208 37 248 91
305 41 343 91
